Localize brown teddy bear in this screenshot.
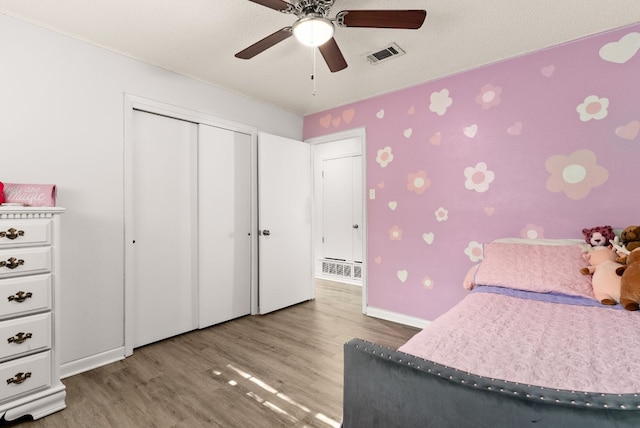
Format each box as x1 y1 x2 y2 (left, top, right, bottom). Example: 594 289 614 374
620 226 640 252
617 248 640 311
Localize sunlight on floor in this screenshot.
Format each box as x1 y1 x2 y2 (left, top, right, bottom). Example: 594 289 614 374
214 363 340 427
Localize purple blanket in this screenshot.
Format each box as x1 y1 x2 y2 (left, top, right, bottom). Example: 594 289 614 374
473 285 624 310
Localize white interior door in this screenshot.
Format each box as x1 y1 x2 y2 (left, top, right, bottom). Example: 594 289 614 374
351 156 363 262
258 132 313 314
322 155 363 262
130 110 198 348
198 124 252 327
323 157 353 260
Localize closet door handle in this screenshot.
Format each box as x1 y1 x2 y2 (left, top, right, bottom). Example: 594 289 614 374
352 224 359 229
262 230 271 236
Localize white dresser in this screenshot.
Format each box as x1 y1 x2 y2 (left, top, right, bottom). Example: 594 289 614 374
0 207 65 421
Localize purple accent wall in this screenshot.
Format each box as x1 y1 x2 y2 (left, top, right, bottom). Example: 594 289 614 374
304 25 640 321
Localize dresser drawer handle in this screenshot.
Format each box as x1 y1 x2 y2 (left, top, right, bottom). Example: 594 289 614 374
7 291 33 303
7 332 33 345
6 372 31 385
0 258 24 270
0 228 25 241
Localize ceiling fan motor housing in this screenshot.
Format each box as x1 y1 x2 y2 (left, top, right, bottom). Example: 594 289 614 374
293 0 335 17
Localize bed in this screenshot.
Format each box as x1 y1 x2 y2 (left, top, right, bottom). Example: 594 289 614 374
343 240 640 427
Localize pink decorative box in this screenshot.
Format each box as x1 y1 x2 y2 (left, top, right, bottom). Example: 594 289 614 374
2 183 57 207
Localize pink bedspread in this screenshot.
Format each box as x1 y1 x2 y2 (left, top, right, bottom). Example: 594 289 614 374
398 291 640 394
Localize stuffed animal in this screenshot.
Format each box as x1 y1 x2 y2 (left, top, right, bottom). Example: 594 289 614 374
620 226 640 253
582 225 615 247
580 247 623 305
610 236 631 264
0 182 4 205
617 248 640 311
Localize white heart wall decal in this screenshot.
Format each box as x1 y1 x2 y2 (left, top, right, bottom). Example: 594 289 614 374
422 232 434 244
599 32 640 64
397 270 408 282
463 124 478 138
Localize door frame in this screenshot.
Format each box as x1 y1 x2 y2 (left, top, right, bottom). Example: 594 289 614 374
123 94 259 356
306 127 367 314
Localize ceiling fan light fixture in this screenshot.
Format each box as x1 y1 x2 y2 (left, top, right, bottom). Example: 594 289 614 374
292 14 334 47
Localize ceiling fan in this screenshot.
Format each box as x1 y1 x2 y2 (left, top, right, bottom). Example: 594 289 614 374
235 0 427 72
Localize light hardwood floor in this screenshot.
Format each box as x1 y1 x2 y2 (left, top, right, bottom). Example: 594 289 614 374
9 280 419 427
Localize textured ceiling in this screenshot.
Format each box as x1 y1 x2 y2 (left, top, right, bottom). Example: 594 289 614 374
1 0 639 115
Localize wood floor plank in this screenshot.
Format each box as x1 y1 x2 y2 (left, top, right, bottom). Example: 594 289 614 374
7 280 419 427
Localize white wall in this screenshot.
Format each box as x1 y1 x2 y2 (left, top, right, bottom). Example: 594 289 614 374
0 15 303 373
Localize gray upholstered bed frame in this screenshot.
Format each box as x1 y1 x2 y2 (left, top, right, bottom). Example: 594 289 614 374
343 338 640 427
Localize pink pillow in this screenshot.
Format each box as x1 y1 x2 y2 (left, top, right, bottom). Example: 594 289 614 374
473 242 594 298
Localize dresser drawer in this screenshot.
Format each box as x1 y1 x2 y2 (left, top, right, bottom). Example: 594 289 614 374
0 275 52 319
0 220 51 248
0 351 51 403
0 313 51 362
0 247 51 279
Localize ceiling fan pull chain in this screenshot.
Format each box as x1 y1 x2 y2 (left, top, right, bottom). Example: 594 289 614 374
311 47 317 96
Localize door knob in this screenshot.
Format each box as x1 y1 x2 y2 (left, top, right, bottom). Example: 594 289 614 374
262 230 271 236
352 224 359 229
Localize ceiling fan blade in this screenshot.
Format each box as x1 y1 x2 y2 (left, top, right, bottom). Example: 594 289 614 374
235 27 293 59
337 10 427 29
247 0 292 12
318 38 348 73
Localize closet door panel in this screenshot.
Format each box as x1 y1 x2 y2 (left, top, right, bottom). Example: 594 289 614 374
131 110 198 348
198 125 251 328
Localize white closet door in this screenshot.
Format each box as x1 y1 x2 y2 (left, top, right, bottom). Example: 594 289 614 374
258 132 313 314
198 124 252 328
131 110 198 348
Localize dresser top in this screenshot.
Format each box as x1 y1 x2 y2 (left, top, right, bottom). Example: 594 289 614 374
0 206 65 219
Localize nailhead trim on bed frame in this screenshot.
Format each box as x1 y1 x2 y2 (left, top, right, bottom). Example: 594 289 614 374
348 339 640 410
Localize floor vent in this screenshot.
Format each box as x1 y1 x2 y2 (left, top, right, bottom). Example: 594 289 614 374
366 42 405 65
321 259 362 281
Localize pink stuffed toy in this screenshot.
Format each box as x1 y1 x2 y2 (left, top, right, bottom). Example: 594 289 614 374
581 247 624 305
582 225 615 247
0 182 4 204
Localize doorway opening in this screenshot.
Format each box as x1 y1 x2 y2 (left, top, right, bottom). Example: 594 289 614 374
308 128 366 313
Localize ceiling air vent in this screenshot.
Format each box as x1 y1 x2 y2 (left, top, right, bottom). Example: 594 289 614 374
366 42 405 65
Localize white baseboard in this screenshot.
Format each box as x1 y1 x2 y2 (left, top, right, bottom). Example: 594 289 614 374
61 347 125 379
366 306 431 329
